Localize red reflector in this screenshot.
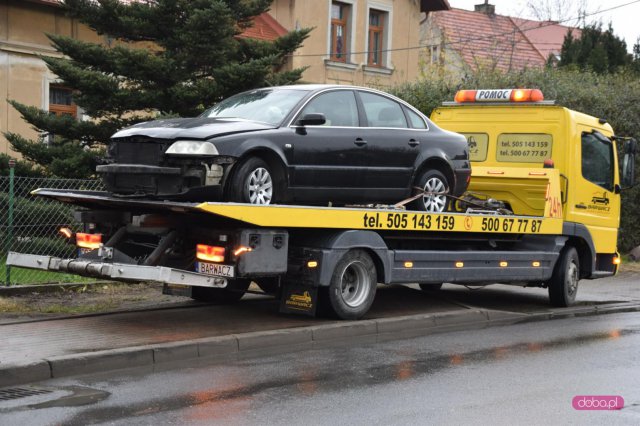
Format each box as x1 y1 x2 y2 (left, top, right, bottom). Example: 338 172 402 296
543 159 554 168
196 244 225 263
76 233 102 249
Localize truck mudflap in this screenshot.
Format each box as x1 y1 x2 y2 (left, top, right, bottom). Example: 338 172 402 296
6 252 227 288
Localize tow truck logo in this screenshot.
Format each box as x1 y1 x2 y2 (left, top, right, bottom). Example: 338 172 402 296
588 191 611 212
285 291 313 310
467 136 479 156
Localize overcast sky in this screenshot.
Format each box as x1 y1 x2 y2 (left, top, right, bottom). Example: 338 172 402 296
447 0 640 51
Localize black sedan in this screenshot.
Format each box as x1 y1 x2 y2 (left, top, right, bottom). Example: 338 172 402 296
98 85 470 212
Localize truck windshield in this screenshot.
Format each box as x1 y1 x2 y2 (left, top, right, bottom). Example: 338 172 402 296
202 89 308 126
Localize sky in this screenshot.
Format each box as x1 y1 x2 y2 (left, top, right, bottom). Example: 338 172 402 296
447 0 640 51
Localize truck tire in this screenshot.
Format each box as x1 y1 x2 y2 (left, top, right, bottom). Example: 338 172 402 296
324 249 377 320
409 169 450 212
549 246 579 307
190 279 250 304
419 283 443 292
228 157 276 205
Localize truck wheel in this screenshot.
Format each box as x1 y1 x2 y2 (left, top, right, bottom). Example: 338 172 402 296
190 279 250 304
228 157 276 205
324 249 377 320
419 283 443 292
409 169 450 212
549 246 579 307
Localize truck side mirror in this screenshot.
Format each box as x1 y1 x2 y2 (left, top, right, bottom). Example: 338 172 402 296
621 138 637 188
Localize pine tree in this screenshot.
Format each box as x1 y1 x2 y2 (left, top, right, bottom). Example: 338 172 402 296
558 23 631 74
4 0 310 178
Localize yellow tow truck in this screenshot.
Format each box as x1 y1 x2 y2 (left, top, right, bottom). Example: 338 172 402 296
7 89 636 320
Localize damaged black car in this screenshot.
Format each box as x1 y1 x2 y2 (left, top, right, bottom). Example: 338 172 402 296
98 84 470 212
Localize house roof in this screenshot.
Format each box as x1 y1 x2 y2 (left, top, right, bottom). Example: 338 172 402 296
430 8 578 71
238 12 288 41
511 17 581 61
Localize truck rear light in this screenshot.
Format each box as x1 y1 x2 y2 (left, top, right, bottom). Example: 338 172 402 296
233 246 252 256
196 244 225 262
59 227 74 239
76 233 102 249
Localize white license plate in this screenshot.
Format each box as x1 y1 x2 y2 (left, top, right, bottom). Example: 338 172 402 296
196 262 235 278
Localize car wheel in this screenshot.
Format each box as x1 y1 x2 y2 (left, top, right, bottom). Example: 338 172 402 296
409 169 450 212
229 157 275 205
419 283 443 292
548 246 579 307
190 279 251 304
322 249 377 320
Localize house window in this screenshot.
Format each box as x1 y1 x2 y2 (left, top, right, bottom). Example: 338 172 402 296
430 45 439 64
368 10 385 67
331 2 350 62
49 85 77 118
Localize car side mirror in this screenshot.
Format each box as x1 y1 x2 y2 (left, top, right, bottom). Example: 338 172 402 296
297 113 326 127
621 138 637 189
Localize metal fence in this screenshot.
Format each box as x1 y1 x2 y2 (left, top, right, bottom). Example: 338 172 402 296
1 175 104 286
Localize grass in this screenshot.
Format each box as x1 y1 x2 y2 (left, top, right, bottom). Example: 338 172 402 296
0 297 118 314
0 261 95 286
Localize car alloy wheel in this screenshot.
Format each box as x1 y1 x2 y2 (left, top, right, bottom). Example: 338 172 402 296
422 175 447 212
247 167 273 205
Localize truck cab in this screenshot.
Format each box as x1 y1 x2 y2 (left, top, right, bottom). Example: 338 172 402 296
431 88 636 277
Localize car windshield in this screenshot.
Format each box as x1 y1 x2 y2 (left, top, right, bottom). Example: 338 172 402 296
202 89 308 126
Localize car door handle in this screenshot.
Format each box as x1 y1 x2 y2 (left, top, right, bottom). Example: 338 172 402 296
409 139 420 147
354 138 367 146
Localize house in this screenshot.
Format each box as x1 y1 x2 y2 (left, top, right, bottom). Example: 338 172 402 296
1 0 450 156
420 1 580 80
268 0 450 86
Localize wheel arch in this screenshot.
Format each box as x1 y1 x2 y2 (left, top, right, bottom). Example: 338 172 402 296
562 222 596 278
413 156 456 192
223 147 290 202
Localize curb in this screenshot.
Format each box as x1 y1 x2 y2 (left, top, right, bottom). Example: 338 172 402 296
1 302 640 388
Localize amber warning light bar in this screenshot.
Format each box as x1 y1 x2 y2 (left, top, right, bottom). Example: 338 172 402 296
454 89 544 103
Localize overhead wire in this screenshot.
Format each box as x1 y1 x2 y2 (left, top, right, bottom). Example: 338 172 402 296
285 0 640 58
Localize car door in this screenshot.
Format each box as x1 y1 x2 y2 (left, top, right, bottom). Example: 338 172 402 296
355 91 422 193
283 89 368 201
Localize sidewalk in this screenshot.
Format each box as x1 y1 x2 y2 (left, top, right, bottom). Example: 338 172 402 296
1 271 639 387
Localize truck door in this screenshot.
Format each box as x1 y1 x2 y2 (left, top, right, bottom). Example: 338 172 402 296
569 129 620 253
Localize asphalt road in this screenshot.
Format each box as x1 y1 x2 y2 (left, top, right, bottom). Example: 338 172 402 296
2 311 639 425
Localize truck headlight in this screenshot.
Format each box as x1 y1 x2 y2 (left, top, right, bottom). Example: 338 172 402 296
165 140 219 156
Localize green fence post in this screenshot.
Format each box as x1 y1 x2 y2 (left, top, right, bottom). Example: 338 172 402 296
5 159 15 286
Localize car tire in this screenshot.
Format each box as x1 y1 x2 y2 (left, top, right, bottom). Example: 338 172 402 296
419 283 443 292
228 157 276 205
322 249 377 320
548 246 579 307
409 169 450 212
190 279 250 304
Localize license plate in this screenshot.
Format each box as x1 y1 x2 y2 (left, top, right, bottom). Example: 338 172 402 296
196 262 235 278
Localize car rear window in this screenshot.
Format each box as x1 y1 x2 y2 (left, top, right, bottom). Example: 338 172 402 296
359 92 408 128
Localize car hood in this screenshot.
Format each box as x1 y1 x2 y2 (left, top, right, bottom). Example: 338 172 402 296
111 117 276 140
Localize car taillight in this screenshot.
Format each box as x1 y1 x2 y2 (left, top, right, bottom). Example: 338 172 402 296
76 233 102 249
196 244 225 263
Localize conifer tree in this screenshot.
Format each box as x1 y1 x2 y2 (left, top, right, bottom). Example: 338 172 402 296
5 0 310 178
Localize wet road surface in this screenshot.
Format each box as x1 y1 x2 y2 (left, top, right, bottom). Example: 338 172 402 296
2 311 639 425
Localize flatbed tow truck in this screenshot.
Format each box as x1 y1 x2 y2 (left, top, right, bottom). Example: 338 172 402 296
6 89 637 320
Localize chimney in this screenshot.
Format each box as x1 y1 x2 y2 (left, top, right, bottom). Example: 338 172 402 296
474 0 495 15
